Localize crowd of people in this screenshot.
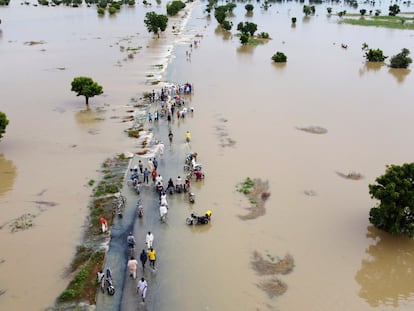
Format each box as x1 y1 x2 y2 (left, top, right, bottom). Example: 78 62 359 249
123 82 206 305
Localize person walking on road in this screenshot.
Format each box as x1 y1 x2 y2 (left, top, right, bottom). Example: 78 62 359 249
138 160 143 174
143 168 149 184
140 249 148 271
128 256 138 279
137 277 148 302
148 247 156 270
145 231 154 250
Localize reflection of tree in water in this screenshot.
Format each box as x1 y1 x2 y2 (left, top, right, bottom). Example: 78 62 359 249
214 25 232 41
75 107 106 124
0 154 17 197
355 226 414 307
358 62 383 77
388 68 410 84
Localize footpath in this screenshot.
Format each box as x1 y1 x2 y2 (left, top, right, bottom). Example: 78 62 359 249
95 90 194 311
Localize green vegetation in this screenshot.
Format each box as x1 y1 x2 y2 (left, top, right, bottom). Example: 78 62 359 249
291 17 297 24
369 163 414 238
0 112 9 141
221 20 232 31
58 250 105 304
97 7 105 15
361 43 387 62
0 0 10 5
71 77 103 109
88 179 95 186
166 0 185 16
245 3 253 12
108 6 117 14
272 52 287 63
56 153 130 306
327 7 332 14
390 48 412 68
339 15 414 30
389 4 400 16
303 5 315 16
144 11 168 38
237 177 254 194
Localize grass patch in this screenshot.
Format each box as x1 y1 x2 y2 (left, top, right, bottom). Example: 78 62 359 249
237 178 271 220
56 154 130 307
58 251 105 304
237 177 254 194
339 15 414 30
127 128 140 138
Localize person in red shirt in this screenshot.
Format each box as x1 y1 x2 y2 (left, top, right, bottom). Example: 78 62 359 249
151 169 157 183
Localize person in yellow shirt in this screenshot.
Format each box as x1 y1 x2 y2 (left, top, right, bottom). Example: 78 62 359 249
185 131 191 142
148 247 156 270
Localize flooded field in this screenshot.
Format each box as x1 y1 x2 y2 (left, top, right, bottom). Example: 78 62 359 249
1 0 414 310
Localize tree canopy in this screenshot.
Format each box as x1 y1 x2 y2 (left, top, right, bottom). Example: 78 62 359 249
71 77 103 108
272 52 287 63
144 11 168 38
369 163 414 238
362 43 387 62
389 48 412 69
0 111 9 141
166 0 185 16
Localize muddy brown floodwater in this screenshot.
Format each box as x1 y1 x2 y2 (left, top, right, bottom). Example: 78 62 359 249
1 1 414 310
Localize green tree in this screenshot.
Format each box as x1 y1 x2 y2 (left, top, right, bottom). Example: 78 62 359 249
214 5 227 24
245 3 253 12
368 163 414 237
144 11 168 38
327 7 332 14
272 52 287 63
303 5 312 16
237 21 257 36
291 17 297 24
71 77 103 108
0 112 9 140
166 0 185 16
221 20 232 31
240 33 249 45
362 43 387 62
360 9 366 16
389 48 412 69
389 4 400 16
225 2 236 13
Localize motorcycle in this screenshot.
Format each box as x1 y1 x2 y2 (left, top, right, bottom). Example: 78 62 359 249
97 268 115 296
186 210 212 225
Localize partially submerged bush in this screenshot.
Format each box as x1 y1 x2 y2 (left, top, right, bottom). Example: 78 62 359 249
272 52 287 63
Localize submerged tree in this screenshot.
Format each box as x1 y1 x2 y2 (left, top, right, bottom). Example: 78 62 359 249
245 3 254 13
0 111 9 141
369 163 414 238
271 52 287 63
144 11 168 38
362 43 387 62
166 0 185 16
71 77 103 109
389 48 412 69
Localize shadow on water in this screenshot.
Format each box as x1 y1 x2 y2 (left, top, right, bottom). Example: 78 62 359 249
0 154 17 197
355 226 414 308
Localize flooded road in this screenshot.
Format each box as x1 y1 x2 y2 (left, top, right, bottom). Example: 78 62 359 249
1 0 414 310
